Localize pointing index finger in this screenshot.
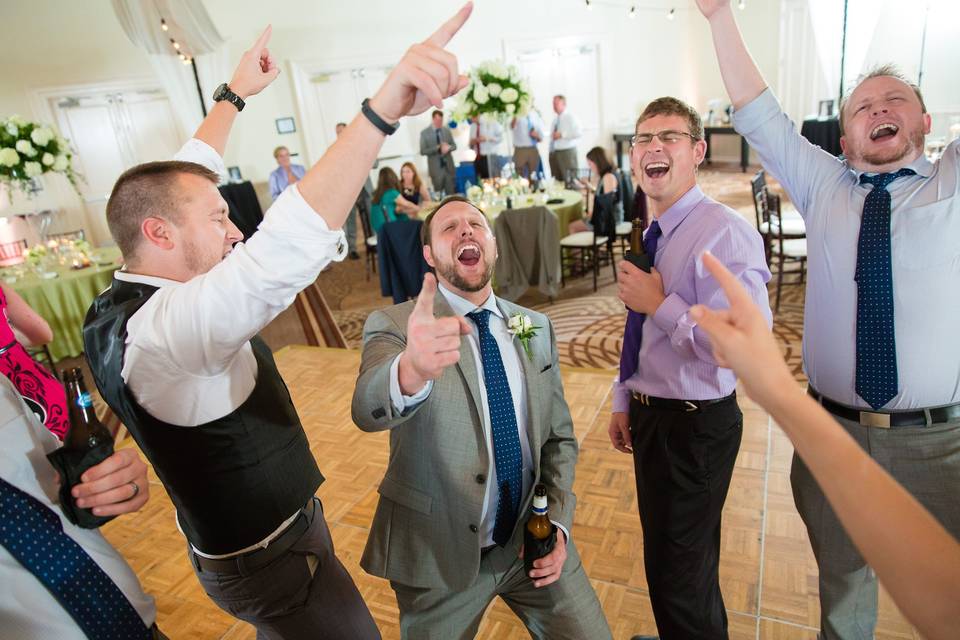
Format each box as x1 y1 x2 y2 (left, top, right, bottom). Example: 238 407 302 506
251 25 273 54
423 2 473 48
700 251 752 308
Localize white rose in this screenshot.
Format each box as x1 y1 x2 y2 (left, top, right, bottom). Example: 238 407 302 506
473 85 489 105
5 123 18 137
500 88 519 104
31 127 54 147
0 148 19 167
42 152 54 166
487 83 502 98
522 315 533 332
15 140 36 157
491 61 508 78
53 155 68 171
9 115 27 127
506 104 516 114
24 161 42 177
508 315 522 333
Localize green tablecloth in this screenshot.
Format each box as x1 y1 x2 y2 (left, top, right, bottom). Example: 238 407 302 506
419 190 584 237
7 247 122 362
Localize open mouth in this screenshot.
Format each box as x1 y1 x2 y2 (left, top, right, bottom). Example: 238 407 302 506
457 243 481 267
644 161 670 179
870 123 899 141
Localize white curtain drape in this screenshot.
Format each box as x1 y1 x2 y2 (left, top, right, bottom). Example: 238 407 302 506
112 0 229 139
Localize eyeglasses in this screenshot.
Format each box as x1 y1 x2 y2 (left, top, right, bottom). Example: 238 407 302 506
630 130 700 147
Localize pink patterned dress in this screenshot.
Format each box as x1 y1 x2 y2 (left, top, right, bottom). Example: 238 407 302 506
0 287 69 439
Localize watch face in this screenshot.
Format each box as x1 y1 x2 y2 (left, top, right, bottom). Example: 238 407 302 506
213 83 228 101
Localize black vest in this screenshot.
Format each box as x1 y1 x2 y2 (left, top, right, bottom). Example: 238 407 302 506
82 278 323 554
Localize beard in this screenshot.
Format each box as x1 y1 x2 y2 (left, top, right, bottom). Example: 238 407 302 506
434 254 495 293
858 125 925 167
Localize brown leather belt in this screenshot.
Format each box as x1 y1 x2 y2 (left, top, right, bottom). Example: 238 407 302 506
808 387 960 428
189 497 316 576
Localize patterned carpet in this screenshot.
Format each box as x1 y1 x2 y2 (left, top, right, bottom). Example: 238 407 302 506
320 167 808 382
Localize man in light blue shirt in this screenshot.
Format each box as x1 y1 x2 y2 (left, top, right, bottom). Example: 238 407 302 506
267 145 306 201
697 1 960 638
511 110 545 178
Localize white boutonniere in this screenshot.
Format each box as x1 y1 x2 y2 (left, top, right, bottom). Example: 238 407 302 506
507 312 540 359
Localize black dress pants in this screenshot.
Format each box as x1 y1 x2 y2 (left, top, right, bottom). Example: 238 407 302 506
629 394 742 640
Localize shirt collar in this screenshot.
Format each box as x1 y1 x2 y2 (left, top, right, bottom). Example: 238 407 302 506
438 282 502 319
852 150 933 180
652 184 706 238
114 269 183 289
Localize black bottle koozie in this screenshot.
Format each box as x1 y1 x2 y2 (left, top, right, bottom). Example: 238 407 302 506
624 250 651 273
523 524 557 576
46 440 117 529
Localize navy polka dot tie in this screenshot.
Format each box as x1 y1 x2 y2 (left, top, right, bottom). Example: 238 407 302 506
467 309 523 546
855 168 914 409
0 477 151 639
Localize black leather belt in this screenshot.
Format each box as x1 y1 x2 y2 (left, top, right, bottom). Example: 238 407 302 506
189 498 316 576
631 391 736 412
808 387 960 428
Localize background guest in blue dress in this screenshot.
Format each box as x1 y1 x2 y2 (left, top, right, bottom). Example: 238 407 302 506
268 145 306 201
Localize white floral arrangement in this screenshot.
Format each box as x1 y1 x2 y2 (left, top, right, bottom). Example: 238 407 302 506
507 312 540 359
0 115 78 199
452 60 532 123
466 184 483 203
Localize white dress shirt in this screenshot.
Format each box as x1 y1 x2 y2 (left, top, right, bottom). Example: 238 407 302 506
117 138 346 555
388 284 567 546
470 119 505 156
734 89 960 409
0 377 157 639
550 111 581 151
512 112 545 148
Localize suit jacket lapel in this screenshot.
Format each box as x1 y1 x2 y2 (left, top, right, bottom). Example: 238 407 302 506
497 299 542 463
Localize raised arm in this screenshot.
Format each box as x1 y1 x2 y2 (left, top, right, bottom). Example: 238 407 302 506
695 0 766 109
2 283 52 346
691 252 960 640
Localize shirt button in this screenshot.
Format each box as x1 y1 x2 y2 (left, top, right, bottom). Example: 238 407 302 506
469 524 478 533
475 474 486 484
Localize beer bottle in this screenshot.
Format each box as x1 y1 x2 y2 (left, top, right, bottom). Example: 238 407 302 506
46 367 117 528
63 368 113 453
625 218 651 272
524 484 556 575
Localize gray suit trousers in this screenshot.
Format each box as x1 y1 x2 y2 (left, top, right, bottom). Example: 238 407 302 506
791 415 960 640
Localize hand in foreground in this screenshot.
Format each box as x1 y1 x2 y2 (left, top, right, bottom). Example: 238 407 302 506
369 3 473 123
229 26 281 99
617 260 665 315
608 412 632 454
398 273 472 394
694 0 731 19
689 251 793 407
70 448 149 517
520 528 568 588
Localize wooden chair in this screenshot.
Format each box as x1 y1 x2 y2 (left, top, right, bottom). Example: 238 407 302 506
751 169 804 266
294 279 348 349
0 239 27 264
565 167 592 190
559 200 616 292
357 198 377 281
46 229 86 243
767 192 807 314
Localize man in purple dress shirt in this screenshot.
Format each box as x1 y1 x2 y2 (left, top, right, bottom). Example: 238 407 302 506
608 97 771 640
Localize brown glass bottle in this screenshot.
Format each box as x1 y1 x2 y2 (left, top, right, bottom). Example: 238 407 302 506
524 484 555 574
63 368 113 453
625 218 651 272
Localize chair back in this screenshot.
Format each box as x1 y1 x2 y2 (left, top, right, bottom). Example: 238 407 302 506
293 279 349 348
46 229 85 243
750 170 767 230
357 195 374 241
564 167 591 189
617 168 636 222
0 239 27 263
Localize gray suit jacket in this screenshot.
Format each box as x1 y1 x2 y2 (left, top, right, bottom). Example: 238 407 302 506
351 293 579 590
419 125 457 182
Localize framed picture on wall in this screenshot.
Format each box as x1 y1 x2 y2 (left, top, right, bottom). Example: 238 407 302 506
276 117 296 134
818 99 835 119
227 166 243 183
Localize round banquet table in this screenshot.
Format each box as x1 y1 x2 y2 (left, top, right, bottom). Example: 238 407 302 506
6 247 123 362
420 189 584 237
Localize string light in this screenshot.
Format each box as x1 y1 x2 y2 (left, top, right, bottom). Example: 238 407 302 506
738 0 746 9
667 7 675 20
585 0 593 10
629 5 637 18
160 18 168 32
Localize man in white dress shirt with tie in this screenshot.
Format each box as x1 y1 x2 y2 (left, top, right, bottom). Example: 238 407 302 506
548 95 582 183
82 7 477 638
512 110 545 179
696 1 960 638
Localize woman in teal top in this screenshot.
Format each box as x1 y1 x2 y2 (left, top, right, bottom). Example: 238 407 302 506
370 167 407 234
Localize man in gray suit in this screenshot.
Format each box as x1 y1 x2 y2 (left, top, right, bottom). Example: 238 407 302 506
420 110 457 195
352 195 612 640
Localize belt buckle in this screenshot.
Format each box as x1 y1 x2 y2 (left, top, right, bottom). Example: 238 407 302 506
859 411 891 428
632 392 651 406
684 401 698 412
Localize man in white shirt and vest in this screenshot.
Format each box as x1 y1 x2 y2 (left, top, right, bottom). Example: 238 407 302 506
548 95 582 184
696 1 960 638
83 6 475 637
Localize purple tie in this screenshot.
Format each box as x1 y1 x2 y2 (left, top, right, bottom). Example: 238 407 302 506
619 220 662 383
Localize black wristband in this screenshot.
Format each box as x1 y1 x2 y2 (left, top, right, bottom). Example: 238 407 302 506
361 98 399 136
